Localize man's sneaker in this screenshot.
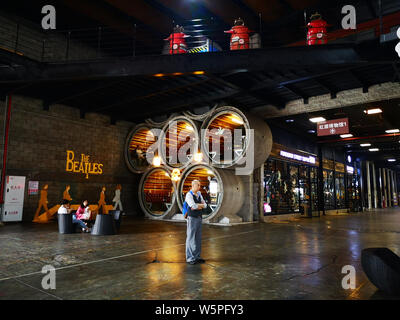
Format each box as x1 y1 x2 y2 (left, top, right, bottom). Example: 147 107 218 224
196 258 206 264
187 260 197 265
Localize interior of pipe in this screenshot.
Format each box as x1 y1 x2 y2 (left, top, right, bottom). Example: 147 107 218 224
206 112 246 164
128 128 157 171
164 120 196 165
180 167 221 218
142 169 175 216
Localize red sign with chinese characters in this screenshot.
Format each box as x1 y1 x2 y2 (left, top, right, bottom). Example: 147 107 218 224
317 118 349 136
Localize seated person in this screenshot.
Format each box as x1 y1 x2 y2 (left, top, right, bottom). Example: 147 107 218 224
76 200 91 221
58 199 90 233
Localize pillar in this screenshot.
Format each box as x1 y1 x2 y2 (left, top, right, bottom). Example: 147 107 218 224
387 169 392 207
382 168 388 208
366 161 372 210
372 162 377 209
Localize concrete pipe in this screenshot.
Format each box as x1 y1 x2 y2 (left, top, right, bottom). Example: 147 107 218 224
159 116 200 170
145 113 180 128
201 106 272 170
177 164 244 223
124 124 159 174
183 105 217 122
138 167 178 220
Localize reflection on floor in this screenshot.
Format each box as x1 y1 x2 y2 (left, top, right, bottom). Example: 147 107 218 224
1 208 400 300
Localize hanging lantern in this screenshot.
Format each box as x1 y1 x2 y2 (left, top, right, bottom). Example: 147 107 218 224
307 12 328 46
171 168 181 182
152 156 162 167
164 25 189 55
224 18 253 50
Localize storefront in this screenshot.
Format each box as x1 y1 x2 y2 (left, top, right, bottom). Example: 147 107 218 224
263 143 319 217
263 143 361 217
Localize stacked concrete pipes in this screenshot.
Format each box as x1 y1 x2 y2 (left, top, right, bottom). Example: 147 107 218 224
125 106 273 223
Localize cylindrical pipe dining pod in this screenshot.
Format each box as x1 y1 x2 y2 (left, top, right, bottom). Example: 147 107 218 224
159 116 200 170
201 106 273 169
177 164 245 223
124 124 160 174
138 167 178 219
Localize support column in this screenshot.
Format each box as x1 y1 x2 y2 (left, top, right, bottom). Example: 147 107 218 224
391 170 397 206
372 162 377 209
378 168 383 208
387 169 392 207
366 161 372 210
383 168 388 208
317 145 325 216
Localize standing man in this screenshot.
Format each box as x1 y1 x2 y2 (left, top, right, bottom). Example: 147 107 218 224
185 180 207 265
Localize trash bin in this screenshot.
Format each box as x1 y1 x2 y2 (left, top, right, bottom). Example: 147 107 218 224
109 210 122 232
57 213 74 234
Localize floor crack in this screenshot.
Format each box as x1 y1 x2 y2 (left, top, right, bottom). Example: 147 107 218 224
285 255 338 281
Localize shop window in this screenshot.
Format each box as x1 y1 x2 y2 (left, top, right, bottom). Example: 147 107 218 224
323 170 335 210
335 172 346 209
264 159 316 215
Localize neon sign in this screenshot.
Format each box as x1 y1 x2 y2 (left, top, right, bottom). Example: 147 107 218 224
280 150 316 164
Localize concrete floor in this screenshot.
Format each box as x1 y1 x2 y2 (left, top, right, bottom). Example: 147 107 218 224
1 209 400 300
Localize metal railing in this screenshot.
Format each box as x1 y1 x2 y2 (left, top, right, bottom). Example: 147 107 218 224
0 8 398 63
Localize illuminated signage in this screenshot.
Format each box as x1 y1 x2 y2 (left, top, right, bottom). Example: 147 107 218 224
317 118 349 136
280 150 316 164
347 166 354 174
65 150 103 179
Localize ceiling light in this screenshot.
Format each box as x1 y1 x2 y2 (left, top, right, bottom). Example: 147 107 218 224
369 148 379 152
364 108 382 115
308 130 316 134
388 159 396 162
340 134 353 138
286 119 294 123
386 129 400 133
360 143 371 147
309 117 326 123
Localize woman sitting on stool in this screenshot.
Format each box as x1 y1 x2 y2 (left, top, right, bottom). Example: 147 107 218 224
76 200 91 221
58 199 90 233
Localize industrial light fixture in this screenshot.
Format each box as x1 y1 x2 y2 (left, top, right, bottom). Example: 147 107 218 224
286 119 294 123
185 124 194 131
369 148 379 152
308 130 316 134
152 156 162 167
193 152 203 162
171 169 181 182
230 115 244 125
360 143 371 147
388 159 396 162
364 108 382 115
386 129 400 133
309 117 326 123
340 134 353 138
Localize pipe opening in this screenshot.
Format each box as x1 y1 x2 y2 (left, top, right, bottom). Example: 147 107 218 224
141 168 176 216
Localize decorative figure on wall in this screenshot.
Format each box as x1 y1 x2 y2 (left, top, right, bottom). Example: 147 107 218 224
112 184 123 211
33 184 49 222
63 185 72 201
98 186 107 214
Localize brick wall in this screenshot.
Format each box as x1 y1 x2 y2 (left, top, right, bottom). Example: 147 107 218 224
0 95 140 221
